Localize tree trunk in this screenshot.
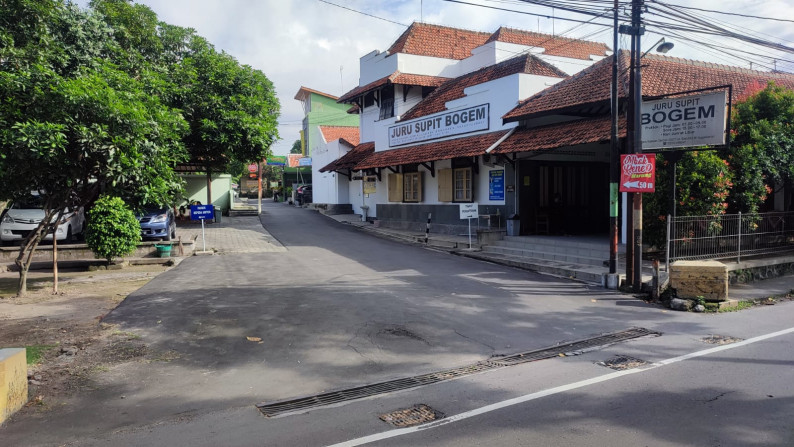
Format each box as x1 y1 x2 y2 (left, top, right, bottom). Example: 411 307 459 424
15 209 58 296
206 167 213 206
52 235 58 294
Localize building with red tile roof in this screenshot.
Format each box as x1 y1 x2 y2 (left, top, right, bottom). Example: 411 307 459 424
318 126 360 148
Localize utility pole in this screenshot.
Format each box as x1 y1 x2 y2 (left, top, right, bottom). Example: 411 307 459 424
631 0 645 292
608 0 620 282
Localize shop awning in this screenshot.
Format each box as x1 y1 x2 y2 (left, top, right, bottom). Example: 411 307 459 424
492 116 626 155
319 142 375 173
354 130 510 170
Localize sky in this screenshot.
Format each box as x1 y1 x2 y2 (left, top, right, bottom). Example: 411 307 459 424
75 0 794 156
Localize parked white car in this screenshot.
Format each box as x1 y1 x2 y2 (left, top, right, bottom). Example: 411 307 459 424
0 196 85 245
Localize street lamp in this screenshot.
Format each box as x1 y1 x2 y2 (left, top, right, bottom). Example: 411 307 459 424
642 37 675 59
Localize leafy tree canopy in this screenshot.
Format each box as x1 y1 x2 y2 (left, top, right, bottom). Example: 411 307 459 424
290 139 302 154
0 0 279 294
728 82 794 214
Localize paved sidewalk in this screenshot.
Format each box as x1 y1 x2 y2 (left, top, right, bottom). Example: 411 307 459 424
320 211 794 298
325 213 478 249
176 215 285 254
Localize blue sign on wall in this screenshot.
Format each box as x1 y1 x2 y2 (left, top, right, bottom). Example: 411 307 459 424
489 169 505 201
190 205 214 220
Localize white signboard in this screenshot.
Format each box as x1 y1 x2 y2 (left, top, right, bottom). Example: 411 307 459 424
641 91 727 151
459 203 479 220
389 104 490 147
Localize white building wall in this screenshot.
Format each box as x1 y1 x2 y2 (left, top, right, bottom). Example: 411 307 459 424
359 51 397 85
312 139 353 205
373 73 563 153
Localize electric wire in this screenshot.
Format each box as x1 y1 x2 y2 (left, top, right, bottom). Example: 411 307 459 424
651 1 794 24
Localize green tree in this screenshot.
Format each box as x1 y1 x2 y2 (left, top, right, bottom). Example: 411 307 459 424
643 151 733 249
728 82 794 214
85 196 141 263
0 0 186 294
290 139 302 154
176 35 280 204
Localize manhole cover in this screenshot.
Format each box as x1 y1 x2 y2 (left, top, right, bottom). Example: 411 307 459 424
379 404 444 427
702 335 743 345
598 355 648 370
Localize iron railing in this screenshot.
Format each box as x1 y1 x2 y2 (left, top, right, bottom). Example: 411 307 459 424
666 211 794 269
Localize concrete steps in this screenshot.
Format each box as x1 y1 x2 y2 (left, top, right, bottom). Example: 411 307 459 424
482 236 615 268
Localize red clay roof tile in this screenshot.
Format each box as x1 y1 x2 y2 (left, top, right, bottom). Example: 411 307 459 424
504 51 794 121
399 54 568 121
354 130 509 170
493 116 626 155
319 142 375 173
318 126 360 147
338 72 450 103
387 23 491 60
487 27 610 60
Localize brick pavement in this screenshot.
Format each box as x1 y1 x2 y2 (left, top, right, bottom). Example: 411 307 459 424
175 215 285 254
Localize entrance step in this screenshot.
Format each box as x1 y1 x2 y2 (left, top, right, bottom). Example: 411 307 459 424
483 236 620 267
460 251 606 284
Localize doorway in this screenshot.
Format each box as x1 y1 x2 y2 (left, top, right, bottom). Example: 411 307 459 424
518 161 609 235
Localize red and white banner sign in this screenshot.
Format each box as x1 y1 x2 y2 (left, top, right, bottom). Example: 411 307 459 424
619 154 655 193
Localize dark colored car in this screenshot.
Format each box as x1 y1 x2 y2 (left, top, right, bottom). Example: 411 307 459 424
296 185 312 205
137 207 176 241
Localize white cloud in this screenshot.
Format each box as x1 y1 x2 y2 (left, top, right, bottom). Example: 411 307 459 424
75 0 794 155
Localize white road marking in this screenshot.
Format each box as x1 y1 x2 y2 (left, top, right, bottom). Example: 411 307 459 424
327 326 794 447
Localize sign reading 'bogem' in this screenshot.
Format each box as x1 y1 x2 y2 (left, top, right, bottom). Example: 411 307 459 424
388 104 489 147
641 91 727 151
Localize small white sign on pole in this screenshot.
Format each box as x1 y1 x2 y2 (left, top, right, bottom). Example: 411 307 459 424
460 203 479 249
459 203 479 220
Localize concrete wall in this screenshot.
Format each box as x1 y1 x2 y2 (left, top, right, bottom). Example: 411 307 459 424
312 140 352 205
377 203 509 235
670 260 729 301
0 348 27 425
181 174 232 213
0 241 195 270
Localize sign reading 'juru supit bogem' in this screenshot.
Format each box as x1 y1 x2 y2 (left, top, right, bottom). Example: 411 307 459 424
388 104 489 147
641 90 728 151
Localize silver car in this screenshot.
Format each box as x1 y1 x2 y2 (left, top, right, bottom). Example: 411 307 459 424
0 196 85 245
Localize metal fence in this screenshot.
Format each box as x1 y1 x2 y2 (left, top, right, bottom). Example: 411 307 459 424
666 211 794 269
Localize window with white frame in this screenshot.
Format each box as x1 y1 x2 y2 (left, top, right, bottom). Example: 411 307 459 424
403 167 422 202
454 167 472 202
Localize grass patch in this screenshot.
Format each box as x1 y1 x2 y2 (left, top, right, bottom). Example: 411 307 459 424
718 301 754 313
26 345 56 365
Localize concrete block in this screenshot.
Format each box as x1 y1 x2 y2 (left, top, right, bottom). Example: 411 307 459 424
0 348 28 425
670 260 729 301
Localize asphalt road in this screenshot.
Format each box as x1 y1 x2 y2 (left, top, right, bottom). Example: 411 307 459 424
4 201 794 446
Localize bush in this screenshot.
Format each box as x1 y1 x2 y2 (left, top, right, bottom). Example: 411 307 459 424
85 196 141 263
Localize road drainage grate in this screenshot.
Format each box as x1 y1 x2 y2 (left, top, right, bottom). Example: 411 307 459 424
256 327 659 417
598 355 648 370
379 404 444 427
701 334 743 345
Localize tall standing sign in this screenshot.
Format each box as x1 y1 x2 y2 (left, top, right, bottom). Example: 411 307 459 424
460 203 478 249
641 90 728 151
190 205 214 252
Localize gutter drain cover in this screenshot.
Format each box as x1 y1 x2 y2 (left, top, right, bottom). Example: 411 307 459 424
379 404 444 427
598 355 648 370
701 335 743 345
257 327 659 417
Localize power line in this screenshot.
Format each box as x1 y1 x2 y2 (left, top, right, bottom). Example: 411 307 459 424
317 0 408 27
651 1 794 24
441 0 613 27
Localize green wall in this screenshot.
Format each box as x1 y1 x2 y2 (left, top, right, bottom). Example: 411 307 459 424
181 174 232 212
305 92 358 156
